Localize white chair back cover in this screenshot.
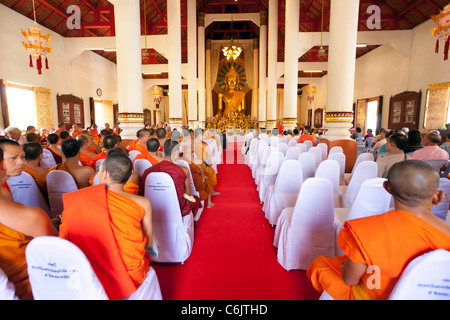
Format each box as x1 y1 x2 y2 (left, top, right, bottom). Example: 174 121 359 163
389 249 450 300
252 140 268 178
143 172 194 264
287 139 297 148
308 146 322 169
317 143 328 161
344 152 375 185
328 146 344 157
342 161 378 208
295 143 307 154
128 150 141 163
328 152 346 185
26 236 109 300
0 267 18 300
134 159 152 176
255 145 272 187
247 138 259 167
276 178 335 270
258 151 284 203
95 159 105 172
269 136 280 147
432 178 450 221
264 160 303 225
285 147 300 160
40 148 57 168
6 171 51 217
304 140 313 151
298 152 316 181
46 170 78 218
276 143 288 155
315 160 340 195
204 138 221 166
92 173 100 185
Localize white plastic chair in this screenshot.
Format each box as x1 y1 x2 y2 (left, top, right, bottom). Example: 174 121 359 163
337 161 378 208
0 267 18 300
287 139 297 148
328 152 346 185
389 249 450 300
143 172 194 265
274 178 335 271
128 150 142 163
432 178 450 222
298 152 315 181
317 143 328 161
134 159 152 176
95 159 105 172
295 143 307 154
46 170 78 218
328 146 343 157
258 151 285 204
308 146 322 169
315 160 340 205
285 147 300 161
26 236 162 300
40 148 57 168
344 152 375 185
6 171 51 217
263 160 303 226
276 142 288 155
304 140 313 151
334 178 392 256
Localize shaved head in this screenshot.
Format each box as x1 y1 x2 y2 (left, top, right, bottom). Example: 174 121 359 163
101 153 132 184
386 160 439 206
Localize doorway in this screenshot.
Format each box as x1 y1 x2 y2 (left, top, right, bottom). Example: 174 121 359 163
355 96 383 135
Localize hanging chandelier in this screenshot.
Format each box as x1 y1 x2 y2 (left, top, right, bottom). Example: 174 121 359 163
222 14 242 60
431 4 450 61
222 39 242 60
21 0 52 74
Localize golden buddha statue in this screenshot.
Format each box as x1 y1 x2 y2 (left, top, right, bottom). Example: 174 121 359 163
217 66 248 116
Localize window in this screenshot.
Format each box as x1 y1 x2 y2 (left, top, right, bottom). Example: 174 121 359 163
6 83 37 130
94 100 104 127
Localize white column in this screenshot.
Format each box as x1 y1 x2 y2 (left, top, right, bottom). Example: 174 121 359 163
198 12 206 128
187 0 197 127
258 11 267 128
266 0 278 130
110 0 143 140
283 0 299 131
167 0 183 130
325 0 360 140
252 38 259 120
205 39 212 125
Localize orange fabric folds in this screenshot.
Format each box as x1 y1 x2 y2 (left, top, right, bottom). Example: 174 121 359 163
59 185 138 300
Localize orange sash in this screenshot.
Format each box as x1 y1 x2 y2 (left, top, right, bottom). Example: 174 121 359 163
59 185 138 300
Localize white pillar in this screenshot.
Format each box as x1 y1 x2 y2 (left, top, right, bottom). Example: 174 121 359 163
110 0 144 139
283 0 300 131
167 0 183 130
187 0 197 128
267 0 278 130
252 38 259 120
205 39 212 126
198 12 206 128
325 0 360 140
258 11 267 128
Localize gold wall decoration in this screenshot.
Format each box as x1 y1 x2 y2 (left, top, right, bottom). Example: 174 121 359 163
33 87 53 129
425 82 450 131
325 111 354 123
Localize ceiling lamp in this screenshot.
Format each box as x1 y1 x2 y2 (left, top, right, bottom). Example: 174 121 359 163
222 15 242 60
431 4 450 61
21 0 51 74
317 0 326 57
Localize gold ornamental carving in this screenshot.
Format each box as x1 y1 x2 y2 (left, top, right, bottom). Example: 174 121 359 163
325 111 354 123
117 112 144 124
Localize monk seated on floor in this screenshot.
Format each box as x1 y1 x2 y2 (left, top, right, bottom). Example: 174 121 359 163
22 142 49 199
0 146 58 300
0 139 26 200
46 139 95 189
133 138 163 166
307 160 450 300
59 153 153 300
139 139 201 217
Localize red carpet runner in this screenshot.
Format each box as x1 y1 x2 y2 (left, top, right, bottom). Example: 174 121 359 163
152 140 320 300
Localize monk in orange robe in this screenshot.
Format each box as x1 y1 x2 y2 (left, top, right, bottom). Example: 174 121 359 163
22 142 49 197
297 125 317 146
59 153 152 300
0 147 58 300
307 160 450 300
133 138 163 166
0 139 26 201
127 128 151 157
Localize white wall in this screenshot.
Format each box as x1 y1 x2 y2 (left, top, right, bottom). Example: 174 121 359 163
0 4 118 129
304 18 450 131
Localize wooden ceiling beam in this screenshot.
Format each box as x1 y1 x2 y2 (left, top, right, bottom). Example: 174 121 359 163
397 0 426 17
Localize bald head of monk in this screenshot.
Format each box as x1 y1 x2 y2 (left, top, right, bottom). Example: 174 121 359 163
99 153 132 186
384 160 442 208
23 142 43 161
103 135 118 151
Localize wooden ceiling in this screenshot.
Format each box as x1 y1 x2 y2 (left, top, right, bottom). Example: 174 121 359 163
1 0 448 79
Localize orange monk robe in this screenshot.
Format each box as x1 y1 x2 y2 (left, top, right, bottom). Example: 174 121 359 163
59 184 150 299
0 223 33 300
47 162 90 189
298 134 317 146
23 166 48 197
127 140 148 157
79 152 92 167
307 210 450 300
133 153 159 166
88 172 139 195
188 163 212 201
89 151 107 170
